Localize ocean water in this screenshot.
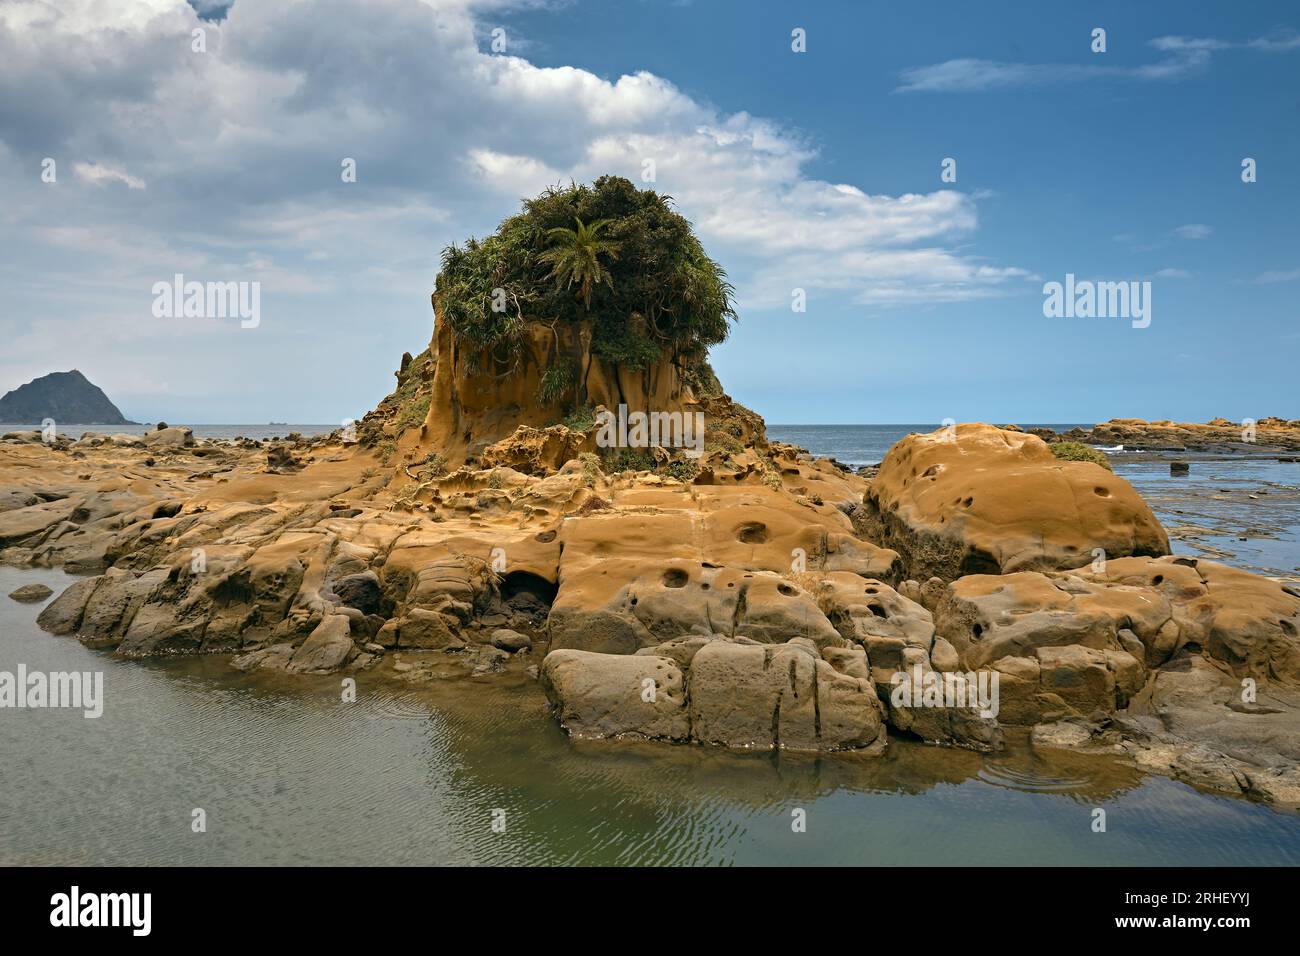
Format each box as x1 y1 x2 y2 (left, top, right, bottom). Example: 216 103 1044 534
4 562 1300 867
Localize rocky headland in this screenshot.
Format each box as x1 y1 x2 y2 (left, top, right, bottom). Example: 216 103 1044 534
0 369 131 426
3 179 1299 808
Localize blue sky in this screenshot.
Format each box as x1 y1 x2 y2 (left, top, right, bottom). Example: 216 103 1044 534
1 0 1296 424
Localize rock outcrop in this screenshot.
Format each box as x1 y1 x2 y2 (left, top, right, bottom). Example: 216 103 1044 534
1034 417 1300 454
541 637 888 754
3 182 1300 808
855 423 1169 581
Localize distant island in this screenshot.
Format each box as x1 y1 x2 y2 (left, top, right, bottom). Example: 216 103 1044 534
0 369 132 425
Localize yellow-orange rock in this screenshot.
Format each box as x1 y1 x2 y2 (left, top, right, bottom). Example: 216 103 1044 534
857 423 1169 580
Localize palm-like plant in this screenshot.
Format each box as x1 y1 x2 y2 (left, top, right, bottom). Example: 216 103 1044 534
537 218 620 310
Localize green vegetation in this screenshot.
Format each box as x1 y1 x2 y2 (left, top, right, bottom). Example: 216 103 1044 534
398 393 430 431
359 348 434 445
537 365 571 405
436 176 738 408
602 447 657 474
1050 441 1113 471
560 404 596 434
663 458 701 483
537 218 620 311
704 430 743 456
416 452 447 479
578 451 602 487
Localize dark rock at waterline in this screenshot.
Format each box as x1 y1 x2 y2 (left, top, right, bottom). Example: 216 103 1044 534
1170 461 1190 476
8 583 53 603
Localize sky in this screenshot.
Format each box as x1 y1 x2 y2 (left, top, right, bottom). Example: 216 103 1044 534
0 0 1296 425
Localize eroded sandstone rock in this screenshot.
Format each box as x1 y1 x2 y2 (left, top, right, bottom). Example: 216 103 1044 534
855 423 1169 581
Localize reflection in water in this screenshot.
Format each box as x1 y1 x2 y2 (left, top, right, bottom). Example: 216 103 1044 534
3 565 1300 866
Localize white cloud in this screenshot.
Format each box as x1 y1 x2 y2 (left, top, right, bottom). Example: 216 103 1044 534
1171 224 1212 240
1253 268 1300 284
0 0 1026 418
467 148 565 199
72 162 147 190
898 32 1298 93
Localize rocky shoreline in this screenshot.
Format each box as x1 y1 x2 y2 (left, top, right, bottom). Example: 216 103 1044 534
3 377 1299 808
1028 417 1300 457
3 177 1298 810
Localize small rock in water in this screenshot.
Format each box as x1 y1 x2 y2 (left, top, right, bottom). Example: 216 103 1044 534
1170 461 1190 476
491 628 532 653
8 583 53 603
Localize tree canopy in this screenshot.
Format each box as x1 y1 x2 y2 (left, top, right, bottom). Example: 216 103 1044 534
435 176 738 390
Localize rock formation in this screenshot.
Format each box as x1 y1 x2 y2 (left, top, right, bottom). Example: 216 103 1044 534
855 423 1170 581
2 179 1299 806
1032 417 1300 454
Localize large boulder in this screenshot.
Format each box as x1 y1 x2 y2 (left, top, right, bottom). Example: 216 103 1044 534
143 426 194 450
538 637 887 754
548 560 840 653
687 640 886 753
286 614 357 673
541 649 689 740
546 497 896 653
935 557 1300 681
856 423 1169 581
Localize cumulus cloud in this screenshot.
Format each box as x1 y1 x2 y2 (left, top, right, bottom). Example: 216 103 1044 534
1171 224 1212 240
0 0 1022 417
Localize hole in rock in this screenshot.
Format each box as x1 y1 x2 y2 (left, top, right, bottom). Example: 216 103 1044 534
777 583 798 597
972 623 984 640
662 568 689 589
534 530 557 543
1280 619 1296 636
1152 575 1164 586
867 603 887 618
1094 487 1111 497
737 522 769 544
500 570 558 608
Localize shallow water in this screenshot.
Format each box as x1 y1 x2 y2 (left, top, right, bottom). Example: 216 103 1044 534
5 564 1300 866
